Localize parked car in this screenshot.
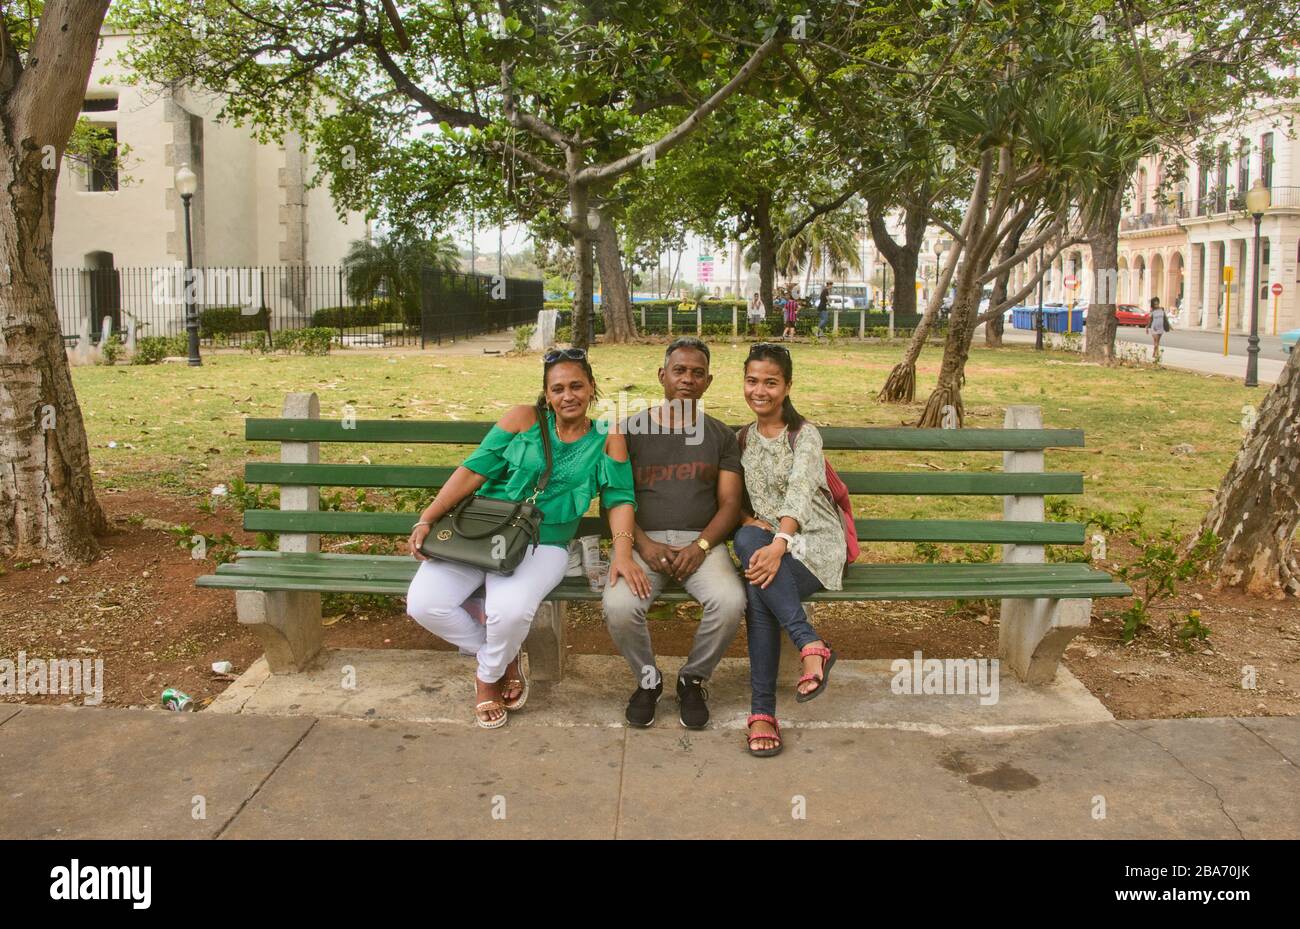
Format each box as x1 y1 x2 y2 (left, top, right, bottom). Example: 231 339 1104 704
1115 304 1151 327
1282 328 1298 353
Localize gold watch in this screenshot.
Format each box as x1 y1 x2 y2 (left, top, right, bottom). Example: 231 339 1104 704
695 537 710 552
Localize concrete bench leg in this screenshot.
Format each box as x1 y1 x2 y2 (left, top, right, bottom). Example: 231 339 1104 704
526 601 567 682
999 597 1091 684
236 589 323 673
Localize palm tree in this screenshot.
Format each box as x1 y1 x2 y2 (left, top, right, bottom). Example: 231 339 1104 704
774 204 864 290
342 233 460 319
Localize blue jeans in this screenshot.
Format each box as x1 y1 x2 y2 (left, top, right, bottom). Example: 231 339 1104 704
818 309 829 331
733 524 825 716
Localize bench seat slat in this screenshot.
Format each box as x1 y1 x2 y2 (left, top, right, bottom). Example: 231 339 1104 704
242 510 1086 544
200 554 1130 600
245 462 1083 496
246 418 1085 451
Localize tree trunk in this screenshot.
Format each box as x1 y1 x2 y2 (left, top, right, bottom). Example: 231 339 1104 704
877 301 934 403
0 0 113 564
917 255 985 427
571 232 594 348
868 203 924 321
593 209 636 342
1197 349 1300 597
984 208 1031 348
1082 184 1124 362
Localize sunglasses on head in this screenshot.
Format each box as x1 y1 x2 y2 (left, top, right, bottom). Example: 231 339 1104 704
543 347 588 364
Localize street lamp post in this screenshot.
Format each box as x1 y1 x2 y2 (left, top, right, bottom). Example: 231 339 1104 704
176 163 201 366
1244 179 1271 388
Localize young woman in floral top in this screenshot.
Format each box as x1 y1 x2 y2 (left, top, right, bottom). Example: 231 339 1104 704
733 343 845 757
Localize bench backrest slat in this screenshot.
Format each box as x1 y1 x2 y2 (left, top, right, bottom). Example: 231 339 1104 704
242 509 1085 545
246 418 1084 451
246 462 1084 496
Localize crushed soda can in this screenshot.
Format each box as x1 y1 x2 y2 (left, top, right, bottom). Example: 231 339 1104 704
211 661 233 674
161 687 194 711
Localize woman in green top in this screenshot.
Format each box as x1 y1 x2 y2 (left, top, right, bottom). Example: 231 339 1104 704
406 349 648 728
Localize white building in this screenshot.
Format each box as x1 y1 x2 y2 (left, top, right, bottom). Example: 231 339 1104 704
1114 101 1300 334
54 31 369 337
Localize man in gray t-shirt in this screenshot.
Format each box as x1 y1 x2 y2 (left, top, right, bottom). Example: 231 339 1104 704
604 338 745 730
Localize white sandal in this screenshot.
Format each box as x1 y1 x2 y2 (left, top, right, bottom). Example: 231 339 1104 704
475 700 508 729
502 652 529 711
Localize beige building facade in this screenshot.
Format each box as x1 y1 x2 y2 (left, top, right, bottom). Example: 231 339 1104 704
54 32 368 336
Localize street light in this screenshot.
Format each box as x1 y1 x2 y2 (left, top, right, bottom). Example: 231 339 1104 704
1244 178 1270 387
175 163 201 366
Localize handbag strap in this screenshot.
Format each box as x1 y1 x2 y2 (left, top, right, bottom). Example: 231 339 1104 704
526 404 555 504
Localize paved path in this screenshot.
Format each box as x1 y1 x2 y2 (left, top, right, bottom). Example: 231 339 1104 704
2 701 1296 839
994 326 1288 385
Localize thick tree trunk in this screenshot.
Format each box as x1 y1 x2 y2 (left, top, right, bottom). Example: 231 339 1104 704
1197 349 1300 597
877 301 935 403
1082 185 1124 362
571 232 595 348
593 210 636 342
0 0 113 564
868 203 924 321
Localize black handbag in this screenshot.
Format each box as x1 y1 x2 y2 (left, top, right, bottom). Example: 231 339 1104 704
418 409 553 574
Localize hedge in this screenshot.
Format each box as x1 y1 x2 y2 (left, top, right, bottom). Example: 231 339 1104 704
198 305 270 337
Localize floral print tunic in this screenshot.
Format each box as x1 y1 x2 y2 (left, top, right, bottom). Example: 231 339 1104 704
739 422 846 590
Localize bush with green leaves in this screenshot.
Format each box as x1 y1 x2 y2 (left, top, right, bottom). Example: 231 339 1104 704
198 305 270 337
513 324 536 353
131 334 188 364
99 333 124 365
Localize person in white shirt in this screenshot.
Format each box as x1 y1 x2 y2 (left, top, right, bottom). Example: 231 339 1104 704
1147 297 1171 358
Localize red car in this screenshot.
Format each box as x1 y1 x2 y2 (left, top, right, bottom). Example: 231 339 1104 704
1115 304 1151 327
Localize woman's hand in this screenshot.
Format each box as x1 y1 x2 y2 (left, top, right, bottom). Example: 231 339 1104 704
743 541 786 590
608 552 652 600
409 522 431 560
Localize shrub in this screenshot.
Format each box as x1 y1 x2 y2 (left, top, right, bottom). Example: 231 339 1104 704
198 305 270 337
311 299 399 329
99 333 124 365
513 324 535 353
131 335 187 364
299 327 334 355
244 331 271 354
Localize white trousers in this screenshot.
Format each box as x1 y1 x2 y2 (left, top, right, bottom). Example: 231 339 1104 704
405 544 569 683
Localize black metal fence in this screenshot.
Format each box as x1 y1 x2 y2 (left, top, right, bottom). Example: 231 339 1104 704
419 268 544 346
53 264 546 349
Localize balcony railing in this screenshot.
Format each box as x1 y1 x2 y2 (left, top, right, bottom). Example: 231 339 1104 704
1121 187 1300 231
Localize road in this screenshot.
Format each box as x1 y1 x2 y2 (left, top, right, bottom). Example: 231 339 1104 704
1112 325 1291 362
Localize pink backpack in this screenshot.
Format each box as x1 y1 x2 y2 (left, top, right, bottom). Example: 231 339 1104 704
738 423 860 562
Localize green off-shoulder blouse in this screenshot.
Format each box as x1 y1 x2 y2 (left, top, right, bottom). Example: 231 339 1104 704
460 411 636 545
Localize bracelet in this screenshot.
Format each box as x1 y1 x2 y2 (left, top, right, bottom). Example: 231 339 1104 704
612 530 634 543
774 531 795 548
412 519 432 531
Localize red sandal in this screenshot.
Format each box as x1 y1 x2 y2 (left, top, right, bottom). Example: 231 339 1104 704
795 643 836 703
746 713 783 757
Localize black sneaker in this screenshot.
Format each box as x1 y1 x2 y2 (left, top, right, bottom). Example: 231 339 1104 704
625 677 663 728
677 675 710 729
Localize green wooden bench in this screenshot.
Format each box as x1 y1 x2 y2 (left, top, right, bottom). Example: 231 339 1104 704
196 392 1131 684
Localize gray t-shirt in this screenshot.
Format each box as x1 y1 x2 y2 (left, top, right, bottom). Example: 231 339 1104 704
622 409 742 531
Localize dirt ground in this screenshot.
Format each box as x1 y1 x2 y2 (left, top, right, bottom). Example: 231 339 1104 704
2 489 1297 718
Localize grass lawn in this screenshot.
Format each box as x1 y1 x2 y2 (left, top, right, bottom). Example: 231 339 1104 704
70 338 1262 547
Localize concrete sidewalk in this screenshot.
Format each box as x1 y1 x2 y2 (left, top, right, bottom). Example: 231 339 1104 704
2 695 1297 839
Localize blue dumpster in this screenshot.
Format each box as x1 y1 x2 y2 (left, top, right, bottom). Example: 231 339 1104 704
1012 307 1037 330
1045 307 1084 333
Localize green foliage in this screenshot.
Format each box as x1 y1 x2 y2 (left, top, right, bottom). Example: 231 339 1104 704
1176 609 1212 648
131 335 187 364
311 299 402 329
199 306 270 337
513 324 535 354
1111 528 1220 643
99 333 124 365
244 331 272 354
270 328 335 355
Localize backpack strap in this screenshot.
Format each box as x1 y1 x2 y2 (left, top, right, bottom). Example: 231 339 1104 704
738 422 752 451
